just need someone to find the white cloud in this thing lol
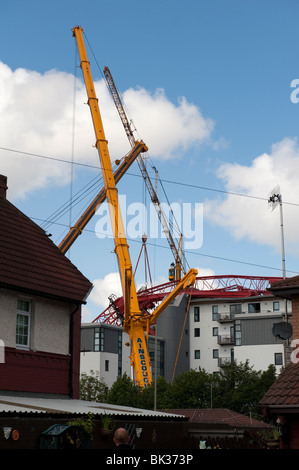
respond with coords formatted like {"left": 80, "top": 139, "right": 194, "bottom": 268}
{"left": 205, "top": 137, "right": 299, "bottom": 255}
{"left": 122, "top": 87, "right": 214, "bottom": 159}
{"left": 88, "top": 272, "right": 122, "bottom": 310}
{"left": 0, "top": 62, "right": 214, "bottom": 200}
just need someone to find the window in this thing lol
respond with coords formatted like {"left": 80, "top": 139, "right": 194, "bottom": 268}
{"left": 275, "top": 353, "right": 283, "bottom": 366}
{"left": 16, "top": 299, "right": 31, "bottom": 349}
{"left": 194, "top": 306, "right": 200, "bottom": 322}
{"left": 194, "top": 350, "right": 200, "bottom": 359}
{"left": 248, "top": 303, "right": 260, "bottom": 313}
{"left": 212, "top": 305, "right": 218, "bottom": 321}
{"left": 94, "top": 327, "right": 100, "bottom": 351}
{"left": 273, "top": 301, "right": 280, "bottom": 311}
{"left": 194, "top": 328, "right": 200, "bottom": 337}
{"left": 235, "top": 320, "right": 241, "bottom": 346}
{"left": 105, "top": 360, "right": 109, "bottom": 371}
{"left": 230, "top": 304, "right": 242, "bottom": 315}
{"left": 212, "top": 327, "right": 218, "bottom": 336}
{"left": 213, "top": 349, "right": 219, "bottom": 359}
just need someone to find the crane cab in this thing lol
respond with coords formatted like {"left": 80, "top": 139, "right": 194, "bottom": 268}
{"left": 168, "top": 263, "right": 175, "bottom": 281}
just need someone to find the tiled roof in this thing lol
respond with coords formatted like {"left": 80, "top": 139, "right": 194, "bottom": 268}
{"left": 165, "top": 408, "right": 268, "bottom": 428}
{"left": 269, "top": 276, "right": 299, "bottom": 298}
{"left": 259, "top": 363, "right": 299, "bottom": 408}
{"left": 0, "top": 187, "right": 92, "bottom": 303}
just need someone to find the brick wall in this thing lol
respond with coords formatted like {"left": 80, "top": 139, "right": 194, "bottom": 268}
{"left": 291, "top": 297, "right": 299, "bottom": 340}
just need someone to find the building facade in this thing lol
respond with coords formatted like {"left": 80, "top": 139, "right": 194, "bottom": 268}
{"left": 80, "top": 323, "right": 164, "bottom": 388}
{"left": 81, "top": 290, "right": 291, "bottom": 386}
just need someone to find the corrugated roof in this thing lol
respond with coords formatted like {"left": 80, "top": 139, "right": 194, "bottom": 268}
{"left": 0, "top": 395, "right": 185, "bottom": 419}
{"left": 0, "top": 181, "right": 92, "bottom": 303}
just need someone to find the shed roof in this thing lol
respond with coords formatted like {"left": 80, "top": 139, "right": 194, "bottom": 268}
{"left": 0, "top": 175, "right": 92, "bottom": 303}
{"left": 0, "top": 395, "right": 185, "bottom": 420}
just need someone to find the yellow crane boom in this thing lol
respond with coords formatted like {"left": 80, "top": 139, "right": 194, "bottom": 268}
{"left": 59, "top": 140, "right": 147, "bottom": 254}
{"left": 73, "top": 26, "right": 197, "bottom": 386}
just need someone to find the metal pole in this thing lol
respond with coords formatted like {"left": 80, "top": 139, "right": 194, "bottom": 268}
{"left": 279, "top": 194, "right": 286, "bottom": 279}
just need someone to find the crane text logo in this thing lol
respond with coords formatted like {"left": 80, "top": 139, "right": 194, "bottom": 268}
{"left": 95, "top": 195, "right": 203, "bottom": 250}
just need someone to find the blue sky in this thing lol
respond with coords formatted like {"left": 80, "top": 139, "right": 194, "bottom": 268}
{"left": 1, "top": 0, "right": 299, "bottom": 321}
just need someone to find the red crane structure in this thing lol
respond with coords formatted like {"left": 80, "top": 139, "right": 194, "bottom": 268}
{"left": 92, "top": 274, "right": 283, "bottom": 327}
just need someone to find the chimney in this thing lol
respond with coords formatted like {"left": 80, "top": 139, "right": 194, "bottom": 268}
{"left": 0, "top": 175, "right": 8, "bottom": 199}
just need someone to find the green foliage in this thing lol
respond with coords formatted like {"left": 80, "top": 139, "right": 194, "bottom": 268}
{"left": 67, "top": 412, "right": 95, "bottom": 438}
{"left": 80, "top": 370, "right": 108, "bottom": 402}
{"left": 106, "top": 373, "right": 142, "bottom": 407}
{"left": 79, "top": 361, "right": 277, "bottom": 417}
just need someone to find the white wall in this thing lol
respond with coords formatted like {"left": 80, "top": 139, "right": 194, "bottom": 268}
{"left": 0, "top": 288, "right": 70, "bottom": 354}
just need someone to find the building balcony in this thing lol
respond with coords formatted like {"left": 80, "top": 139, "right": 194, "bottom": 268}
{"left": 218, "top": 357, "right": 232, "bottom": 367}
{"left": 217, "top": 313, "right": 232, "bottom": 322}
{"left": 218, "top": 334, "right": 234, "bottom": 345}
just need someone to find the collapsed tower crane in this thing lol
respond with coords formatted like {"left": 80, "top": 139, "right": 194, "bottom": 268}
{"left": 72, "top": 26, "right": 197, "bottom": 387}
{"left": 103, "top": 66, "right": 185, "bottom": 281}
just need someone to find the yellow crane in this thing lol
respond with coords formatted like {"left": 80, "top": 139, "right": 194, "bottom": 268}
{"left": 104, "top": 66, "right": 185, "bottom": 281}
{"left": 72, "top": 26, "right": 197, "bottom": 387}
{"left": 58, "top": 140, "right": 147, "bottom": 254}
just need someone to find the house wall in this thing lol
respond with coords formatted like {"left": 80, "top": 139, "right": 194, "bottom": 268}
{"left": 0, "top": 288, "right": 81, "bottom": 398}
{"left": 0, "top": 288, "right": 70, "bottom": 354}
{"left": 291, "top": 297, "right": 299, "bottom": 340}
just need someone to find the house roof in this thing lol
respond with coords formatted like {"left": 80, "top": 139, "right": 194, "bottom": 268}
{"left": 0, "top": 176, "right": 92, "bottom": 303}
{"left": 259, "top": 363, "right": 299, "bottom": 409}
{"left": 164, "top": 408, "right": 269, "bottom": 428}
{"left": 268, "top": 275, "right": 299, "bottom": 299}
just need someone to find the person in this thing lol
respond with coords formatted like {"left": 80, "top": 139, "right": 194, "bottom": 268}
{"left": 113, "top": 427, "right": 131, "bottom": 448}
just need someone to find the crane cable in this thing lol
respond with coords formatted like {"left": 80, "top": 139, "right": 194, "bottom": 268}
{"left": 171, "top": 287, "right": 194, "bottom": 384}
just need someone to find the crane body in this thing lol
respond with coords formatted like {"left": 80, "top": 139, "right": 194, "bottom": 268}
{"left": 59, "top": 140, "right": 147, "bottom": 254}
{"left": 73, "top": 26, "right": 197, "bottom": 386}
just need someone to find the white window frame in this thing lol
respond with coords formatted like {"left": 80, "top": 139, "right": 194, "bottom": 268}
{"left": 16, "top": 299, "right": 31, "bottom": 349}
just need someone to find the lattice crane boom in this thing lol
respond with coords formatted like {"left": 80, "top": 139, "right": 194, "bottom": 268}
{"left": 103, "top": 66, "right": 185, "bottom": 281}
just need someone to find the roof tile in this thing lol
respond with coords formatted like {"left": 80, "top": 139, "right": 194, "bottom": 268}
{"left": 0, "top": 191, "right": 92, "bottom": 303}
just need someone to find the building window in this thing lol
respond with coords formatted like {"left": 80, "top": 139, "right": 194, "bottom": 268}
{"left": 275, "top": 353, "right": 283, "bottom": 366}
{"left": 230, "top": 304, "right": 242, "bottom": 315}
{"left": 213, "top": 327, "right": 218, "bottom": 336}
{"left": 194, "top": 328, "right": 200, "bottom": 337}
{"left": 213, "top": 349, "right": 219, "bottom": 359}
{"left": 273, "top": 301, "right": 280, "bottom": 311}
{"left": 212, "top": 305, "right": 218, "bottom": 321}
{"left": 194, "top": 306, "right": 200, "bottom": 322}
{"left": 248, "top": 303, "right": 260, "bottom": 313}
{"left": 194, "top": 350, "right": 200, "bottom": 359}
{"left": 16, "top": 299, "right": 31, "bottom": 349}
{"left": 94, "top": 328, "right": 100, "bottom": 351}
{"left": 105, "top": 360, "right": 109, "bottom": 371}
{"left": 235, "top": 320, "right": 241, "bottom": 345}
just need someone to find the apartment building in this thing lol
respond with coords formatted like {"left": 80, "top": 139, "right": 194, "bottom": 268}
{"left": 80, "top": 322, "right": 164, "bottom": 388}
{"left": 80, "top": 291, "right": 291, "bottom": 386}
{"left": 188, "top": 295, "right": 291, "bottom": 376}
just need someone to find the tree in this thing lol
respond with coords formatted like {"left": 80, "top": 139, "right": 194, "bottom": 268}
{"left": 107, "top": 373, "right": 142, "bottom": 407}
{"left": 80, "top": 370, "right": 108, "bottom": 402}
{"left": 212, "top": 361, "right": 277, "bottom": 416}
{"left": 163, "top": 369, "right": 212, "bottom": 409}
